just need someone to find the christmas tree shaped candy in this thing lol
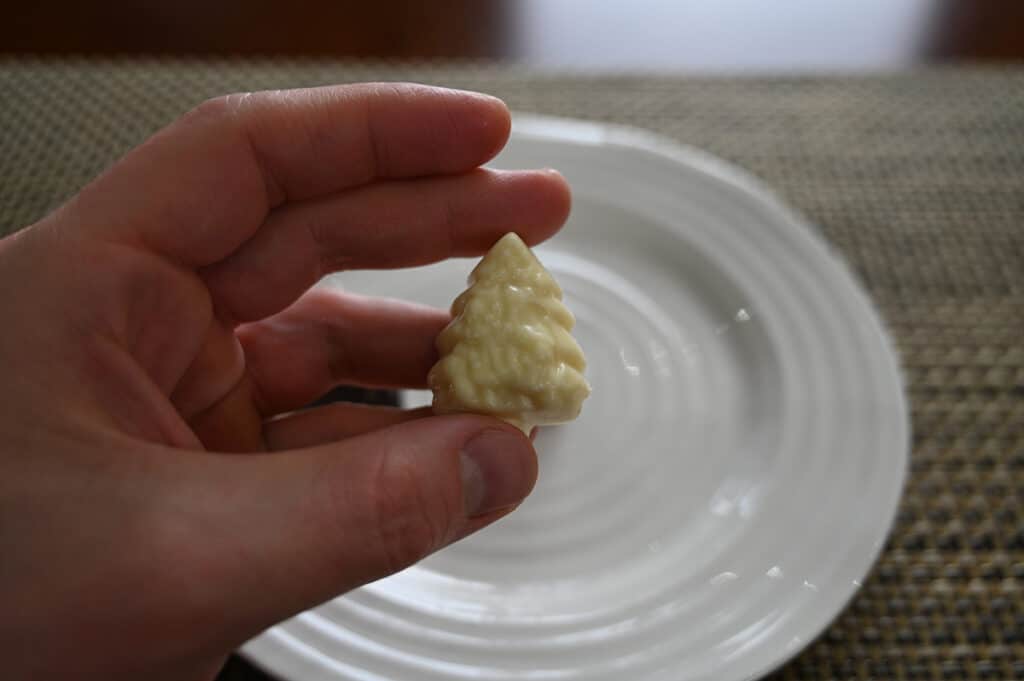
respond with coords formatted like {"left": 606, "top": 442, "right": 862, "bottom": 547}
{"left": 428, "top": 232, "right": 590, "bottom": 434}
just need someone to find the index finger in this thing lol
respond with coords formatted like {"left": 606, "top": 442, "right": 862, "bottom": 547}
{"left": 64, "top": 83, "right": 511, "bottom": 267}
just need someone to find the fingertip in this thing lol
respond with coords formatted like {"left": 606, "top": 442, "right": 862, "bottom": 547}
{"left": 459, "top": 421, "right": 538, "bottom": 517}
{"left": 505, "top": 168, "right": 572, "bottom": 247}
{"left": 539, "top": 168, "right": 573, "bottom": 233}
{"left": 431, "top": 86, "right": 511, "bottom": 166}
{"left": 470, "top": 91, "right": 511, "bottom": 130}
{"left": 349, "top": 82, "right": 514, "bottom": 179}
{"left": 356, "top": 412, "right": 538, "bottom": 523}
{"left": 469, "top": 92, "right": 513, "bottom": 163}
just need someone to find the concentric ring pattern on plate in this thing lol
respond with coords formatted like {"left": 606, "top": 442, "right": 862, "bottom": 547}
{"left": 243, "top": 115, "right": 909, "bottom": 681}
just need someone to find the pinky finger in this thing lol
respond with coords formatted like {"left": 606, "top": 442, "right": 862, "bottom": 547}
{"left": 264, "top": 403, "right": 433, "bottom": 450}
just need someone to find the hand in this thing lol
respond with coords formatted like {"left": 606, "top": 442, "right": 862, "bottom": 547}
{"left": 0, "top": 83, "right": 570, "bottom": 680}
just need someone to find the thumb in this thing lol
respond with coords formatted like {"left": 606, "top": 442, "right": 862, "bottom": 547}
{"left": 171, "top": 414, "right": 536, "bottom": 641}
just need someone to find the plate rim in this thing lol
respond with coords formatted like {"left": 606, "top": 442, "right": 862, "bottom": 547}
{"left": 241, "top": 113, "right": 911, "bottom": 681}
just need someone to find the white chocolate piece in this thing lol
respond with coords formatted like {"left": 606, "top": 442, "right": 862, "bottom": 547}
{"left": 428, "top": 232, "right": 590, "bottom": 433}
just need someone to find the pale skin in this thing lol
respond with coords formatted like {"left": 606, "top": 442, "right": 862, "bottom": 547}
{"left": 0, "top": 84, "right": 571, "bottom": 680}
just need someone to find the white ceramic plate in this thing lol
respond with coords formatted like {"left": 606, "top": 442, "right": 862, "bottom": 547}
{"left": 242, "top": 115, "right": 909, "bottom": 681}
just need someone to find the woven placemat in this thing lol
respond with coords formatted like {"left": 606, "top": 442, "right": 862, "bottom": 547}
{"left": 1, "top": 59, "right": 1022, "bottom": 680}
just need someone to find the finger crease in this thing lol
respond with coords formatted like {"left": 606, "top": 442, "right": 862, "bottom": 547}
{"left": 325, "top": 320, "right": 355, "bottom": 384}
{"left": 306, "top": 212, "right": 352, "bottom": 277}
{"left": 241, "top": 124, "right": 288, "bottom": 209}
{"left": 246, "top": 366, "right": 275, "bottom": 418}
{"left": 439, "top": 194, "right": 460, "bottom": 257}
{"left": 364, "top": 99, "right": 391, "bottom": 180}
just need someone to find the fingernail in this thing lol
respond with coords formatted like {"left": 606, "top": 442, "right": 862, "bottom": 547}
{"left": 460, "top": 429, "right": 537, "bottom": 517}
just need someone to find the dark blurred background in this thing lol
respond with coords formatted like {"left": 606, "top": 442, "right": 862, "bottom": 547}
{"left": 5, "top": 0, "right": 1024, "bottom": 70}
